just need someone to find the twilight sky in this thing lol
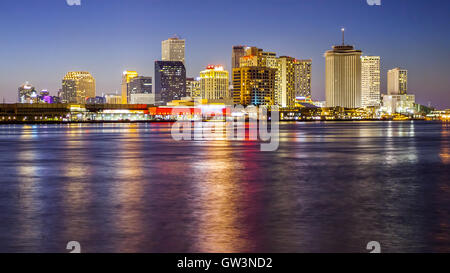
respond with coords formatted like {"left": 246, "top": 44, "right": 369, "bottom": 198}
{"left": 0, "top": 0, "right": 449, "bottom": 108}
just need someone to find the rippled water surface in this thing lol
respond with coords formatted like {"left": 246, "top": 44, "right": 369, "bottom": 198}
{"left": 0, "top": 121, "right": 449, "bottom": 253}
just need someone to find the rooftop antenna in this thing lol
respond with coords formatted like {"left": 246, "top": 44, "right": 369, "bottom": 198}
{"left": 341, "top": 27, "right": 345, "bottom": 45}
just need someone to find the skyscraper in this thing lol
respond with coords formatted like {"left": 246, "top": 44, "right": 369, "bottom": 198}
{"left": 199, "top": 65, "right": 229, "bottom": 100}
{"left": 387, "top": 67, "right": 408, "bottom": 95}
{"left": 278, "top": 56, "right": 297, "bottom": 107}
{"left": 232, "top": 46, "right": 246, "bottom": 70}
{"left": 232, "top": 47, "right": 277, "bottom": 106}
{"left": 233, "top": 50, "right": 276, "bottom": 107}
{"left": 162, "top": 37, "right": 185, "bottom": 64}
{"left": 294, "top": 59, "right": 312, "bottom": 98}
{"left": 232, "top": 67, "right": 276, "bottom": 106}
{"left": 18, "top": 82, "right": 37, "bottom": 103}
{"left": 361, "top": 56, "right": 381, "bottom": 107}
{"left": 154, "top": 61, "right": 186, "bottom": 104}
{"left": 127, "top": 76, "right": 154, "bottom": 104}
{"left": 325, "top": 29, "right": 362, "bottom": 108}
{"left": 62, "top": 72, "right": 96, "bottom": 104}
{"left": 121, "top": 71, "right": 138, "bottom": 104}
{"left": 128, "top": 76, "right": 152, "bottom": 95}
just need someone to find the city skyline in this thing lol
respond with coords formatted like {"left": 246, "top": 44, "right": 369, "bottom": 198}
{"left": 0, "top": 0, "right": 449, "bottom": 108}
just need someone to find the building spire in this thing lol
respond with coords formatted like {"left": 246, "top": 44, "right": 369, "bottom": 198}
{"left": 341, "top": 27, "right": 345, "bottom": 45}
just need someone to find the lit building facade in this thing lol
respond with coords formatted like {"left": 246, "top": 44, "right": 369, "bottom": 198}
{"left": 382, "top": 94, "right": 416, "bottom": 115}
{"left": 232, "top": 47, "right": 277, "bottom": 106}
{"left": 361, "top": 56, "right": 381, "bottom": 107}
{"left": 129, "top": 76, "right": 152, "bottom": 96}
{"left": 162, "top": 37, "right": 185, "bottom": 64}
{"left": 232, "top": 66, "right": 276, "bottom": 106}
{"left": 199, "top": 65, "right": 229, "bottom": 100}
{"left": 387, "top": 67, "right": 408, "bottom": 95}
{"left": 325, "top": 45, "right": 362, "bottom": 108}
{"left": 62, "top": 72, "right": 96, "bottom": 104}
{"left": 186, "top": 77, "right": 201, "bottom": 99}
{"left": 232, "top": 45, "right": 246, "bottom": 70}
{"left": 294, "top": 59, "right": 312, "bottom": 98}
{"left": 128, "top": 76, "right": 154, "bottom": 104}
{"left": 18, "top": 82, "right": 38, "bottom": 103}
{"left": 130, "top": 93, "right": 155, "bottom": 105}
{"left": 105, "top": 94, "right": 122, "bottom": 104}
{"left": 278, "top": 56, "right": 297, "bottom": 107}
{"left": 154, "top": 61, "right": 186, "bottom": 105}
{"left": 121, "top": 71, "right": 138, "bottom": 104}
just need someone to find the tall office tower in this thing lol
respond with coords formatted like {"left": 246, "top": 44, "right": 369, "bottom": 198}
{"left": 325, "top": 29, "right": 362, "bottom": 108}
{"left": 18, "top": 82, "right": 37, "bottom": 103}
{"left": 232, "top": 46, "right": 246, "bottom": 70}
{"left": 199, "top": 65, "right": 229, "bottom": 100}
{"left": 121, "top": 71, "right": 138, "bottom": 104}
{"left": 186, "top": 77, "right": 201, "bottom": 99}
{"left": 259, "top": 51, "right": 281, "bottom": 105}
{"left": 232, "top": 67, "right": 276, "bottom": 106}
{"left": 128, "top": 76, "right": 152, "bottom": 96}
{"left": 278, "top": 56, "right": 297, "bottom": 107}
{"left": 294, "top": 59, "right": 312, "bottom": 98}
{"left": 154, "top": 61, "right": 186, "bottom": 104}
{"left": 361, "top": 56, "right": 381, "bottom": 107}
{"left": 387, "top": 67, "right": 408, "bottom": 95}
{"left": 62, "top": 72, "right": 96, "bottom": 104}
{"left": 128, "top": 76, "right": 154, "bottom": 104}
{"left": 233, "top": 46, "right": 277, "bottom": 106}
{"left": 162, "top": 37, "right": 185, "bottom": 64}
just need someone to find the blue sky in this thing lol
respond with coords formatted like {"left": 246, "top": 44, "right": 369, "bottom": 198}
{"left": 0, "top": 0, "right": 449, "bottom": 108}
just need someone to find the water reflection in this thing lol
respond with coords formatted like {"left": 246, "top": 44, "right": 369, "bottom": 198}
{"left": 0, "top": 122, "right": 449, "bottom": 253}
{"left": 15, "top": 143, "right": 44, "bottom": 252}
{"left": 440, "top": 123, "right": 450, "bottom": 164}
{"left": 60, "top": 129, "right": 93, "bottom": 249}
{"left": 192, "top": 142, "right": 250, "bottom": 252}
{"left": 111, "top": 126, "right": 146, "bottom": 252}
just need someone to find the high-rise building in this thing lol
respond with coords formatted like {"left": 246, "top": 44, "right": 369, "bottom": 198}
{"left": 232, "top": 46, "right": 246, "bottom": 70}
{"left": 294, "top": 59, "right": 312, "bottom": 98}
{"left": 361, "top": 56, "right": 381, "bottom": 107}
{"left": 18, "top": 82, "right": 37, "bottom": 103}
{"left": 62, "top": 72, "right": 96, "bottom": 104}
{"left": 232, "top": 67, "right": 276, "bottom": 106}
{"left": 154, "top": 61, "right": 186, "bottom": 104}
{"left": 121, "top": 71, "right": 138, "bottom": 104}
{"left": 186, "top": 77, "right": 201, "bottom": 99}
{"left": 259, "top": 51, "right": 281, "bottom": 105}
{"left": 199, "top": 65, "right": 229, "bottom": 100}
{"left": 128, "top": 76, "right": 152, "bottom": 96}
{"left": 325, "top": 30, "right": 362, "bottom": 108}
{"left": 233, "top": 46, "right": 277, "bottom": 106}
{"left": 128, "top": 76, "right": 153, "bottom": 104}
{"left": 162, "top": 37, "right": 185, "bottom": 64}
{"left": 387, "top": 67, "right": 408, "bottom": 95}
{"left": 278, "top": 56, "right": 297, "bottom": 107}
